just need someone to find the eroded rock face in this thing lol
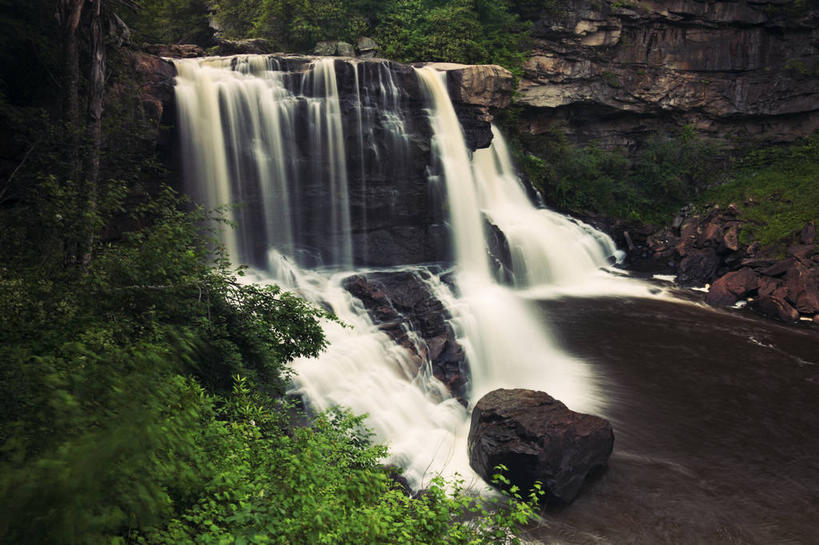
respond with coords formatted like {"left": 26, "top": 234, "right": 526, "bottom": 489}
{"left": 468, "top": 389, "right": 614, "bottom": 503}
{"left": 516, "top": 0, "right": 819, "bottom": 150}
{"left": 418, "top": 63, "right": 515, "bottom": 149}
{"left": 342, "top": 271, "right": 469, "bottom": 404}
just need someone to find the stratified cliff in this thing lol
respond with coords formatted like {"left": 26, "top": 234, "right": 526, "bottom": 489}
{"left": 516, "top": 0, "right": 819, "bottom": 150}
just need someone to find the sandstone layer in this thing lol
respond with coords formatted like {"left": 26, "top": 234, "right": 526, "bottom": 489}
{"left": 516, "top": 0, "right": 819, "bottom": 151}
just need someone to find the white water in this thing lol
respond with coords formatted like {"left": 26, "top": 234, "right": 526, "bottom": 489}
{"left": 174, "top": 56, "right": 650, "bottom": 489}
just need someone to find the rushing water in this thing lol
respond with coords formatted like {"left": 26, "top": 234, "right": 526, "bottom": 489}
{"left": 174, "top": 55, "right": 653, "bottom": 487}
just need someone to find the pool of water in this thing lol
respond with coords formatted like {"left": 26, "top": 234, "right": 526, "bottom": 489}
{"left": 527, "top": 297, "right": 819, "bottom": 545}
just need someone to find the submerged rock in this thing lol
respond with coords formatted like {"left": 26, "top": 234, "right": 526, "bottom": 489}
{"left": 468, "top": 389, "right": 613, "bottom": 503}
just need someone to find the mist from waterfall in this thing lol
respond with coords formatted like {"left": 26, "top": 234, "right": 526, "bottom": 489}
{"left": 173, "top": 56, "right": 637, "bottom": 488}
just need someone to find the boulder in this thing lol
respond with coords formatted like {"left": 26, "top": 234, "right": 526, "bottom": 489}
{"left": 468, "top": 389, "right": 614, "bottom": 503}
{"left": 211, "top": 38, "right": 274, "bottom": 55}
{"left": 143, "top": 43, "right": 204, "bottom": 58}
{"left": 784, "top": 261, "right": 819, "bottom": 314}
{"left": 313, "top": 40, "right": 355, "bottom": 57}
{"left": 357, "top": 36, "right": 379, "bottom": 58}
{"left": 678, "top": 247, "right": 719, "bottom": 285}
{"left": 706, "top": 267, "right": 758, "bottom": 307}
{"left": 751, "top": 292, "right": 800, "bottom": 323}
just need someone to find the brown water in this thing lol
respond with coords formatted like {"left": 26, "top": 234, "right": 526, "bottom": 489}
{"left": 528, "top": 297, "right": 819, "bottom": 545}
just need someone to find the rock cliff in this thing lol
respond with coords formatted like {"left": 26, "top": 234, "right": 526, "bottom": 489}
{"left": 515, "top": 0, "right": 819, "bottom": 150}
{"left": 133, "top": 51, "right": 514, "bottom": 267}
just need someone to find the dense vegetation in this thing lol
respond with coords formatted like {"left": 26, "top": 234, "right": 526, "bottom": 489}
{"left": 124, "top": 0, "right": 557, "bottom": 74}
{"left": 0, "top": 2, "right": 543, "bottom": 544}
{"left": 501, "top": 116, "right": 725, "bottom": 224}
{"left": 702, "top": 132, "right": 819, "bottom": 246}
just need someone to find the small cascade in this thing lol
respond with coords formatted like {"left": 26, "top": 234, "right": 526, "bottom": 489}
{"left": 473, "top": 126, "right": 623, "bottom": 287}
{"left": 174, "top": 56, "right": 637, "bottom": 489}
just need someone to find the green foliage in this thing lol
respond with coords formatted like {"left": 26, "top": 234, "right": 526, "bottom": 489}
{"left": 134, "top": 378, "right": 543, "bottom": 545}
{"left": 209, "top": 0, "right": 532, "bottom": 74}
{"left": 500, "top": 114, "right": 724, "bottom": 223}
{"left": 122, "top": 0, "right": 212, "bottom": 44}
{"left": 701, "top": 132, "right": 819, "bottom": 246}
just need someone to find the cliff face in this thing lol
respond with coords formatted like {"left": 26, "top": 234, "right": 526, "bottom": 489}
{"left": 516, "top": 0, "right": 819, "bottom": 150}
{"left": 136, "top": 52, "right": 514, "bottom": 267}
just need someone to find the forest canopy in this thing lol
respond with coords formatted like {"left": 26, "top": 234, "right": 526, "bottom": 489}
{"left": 122, "top": 0, "right": 550, "bottom": 72}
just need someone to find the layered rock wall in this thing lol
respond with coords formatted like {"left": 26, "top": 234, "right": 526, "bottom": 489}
{"left": 516, "top": 0, "right": 819, "bottom": 150}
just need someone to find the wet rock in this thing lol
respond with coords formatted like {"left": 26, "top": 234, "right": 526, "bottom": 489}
{"left": 418, "top": 63, "right": 515, "bottom": 150}
{"left": 484, "top": 217, "right": 514, "bottom": 284}
{"left": 752, "top": 293, "right": 800, "bottom": 323}
{"left": 784, "top": 262, "right": 819, "bottom": 314}
{"left": 342, "top": 271, "right": 469, "bottom": 404}
{"left": 468, "top": 389, "right": 613, "bottom": 504}
{"left": 706, "top": 267, "right": 758, "bottom": 307}
{"left": 678, "top": 247, "right": 719, "bottom": 286}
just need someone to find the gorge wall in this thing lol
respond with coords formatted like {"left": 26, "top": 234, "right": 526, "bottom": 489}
{"left": 516, "top": 0, "right": 819, "bottom": 151}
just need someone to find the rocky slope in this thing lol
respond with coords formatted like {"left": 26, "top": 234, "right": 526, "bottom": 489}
{"left": 515, "top": 0, "right": 819, "bottom": 151}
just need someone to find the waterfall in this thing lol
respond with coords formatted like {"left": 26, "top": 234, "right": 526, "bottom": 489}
{"left": 173, "top": 56, "right": 630, "bottom": 488}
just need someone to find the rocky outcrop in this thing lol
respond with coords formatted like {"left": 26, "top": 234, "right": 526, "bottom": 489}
{"left": 212, "top": 37, "right": 275, "bottom": 55}
{"left": 468, "top": 389, "right": 614, "bottom": 503}
{"left": 516, "top": 0, "right": 819, "bottom": 151}
{"left": 626, "top": 204, "right": 819, "bottom": 322}
{"left": 313, "top": 40, "right": 356, "bottom": 57}
{"left": 419, "top": 63, "right": 516, "bottom": 149}
{"left": 342, "top": 271, "right": 469, "bottom": 403}
{"left": 128, "top": 51, "right": 177, "bottom": 127}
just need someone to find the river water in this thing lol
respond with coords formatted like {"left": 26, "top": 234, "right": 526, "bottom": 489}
{"left": 528, "top": 296, "right": 819, "bottom": 545}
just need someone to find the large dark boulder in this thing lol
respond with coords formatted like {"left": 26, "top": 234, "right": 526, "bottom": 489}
{"left": 468, "top": 389, "right": 614, "bottom": 503}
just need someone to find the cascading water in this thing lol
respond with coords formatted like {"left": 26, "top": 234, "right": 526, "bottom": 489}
{"left": 173, "top": 55, "right": 635, "bottom": 488}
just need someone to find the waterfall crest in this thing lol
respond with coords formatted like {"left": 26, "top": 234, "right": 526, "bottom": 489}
{"left": 173, "top": 55, "right": 629, "bottom": 488}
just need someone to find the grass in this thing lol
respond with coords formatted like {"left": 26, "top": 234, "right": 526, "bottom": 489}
{"left": 701, "top": 132, "right": 819, "bottom": 247}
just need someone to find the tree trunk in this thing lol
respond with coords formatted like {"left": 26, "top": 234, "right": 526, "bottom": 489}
{"left": 83, "top": 0, "right": 105, "bottom": 264}
{"left": 57, "top": 0, "right": 85, "bottom": 175}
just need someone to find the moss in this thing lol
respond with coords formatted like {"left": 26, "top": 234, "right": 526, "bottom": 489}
{"left": 701, "top": 132, "right": 819, "bottom": 246}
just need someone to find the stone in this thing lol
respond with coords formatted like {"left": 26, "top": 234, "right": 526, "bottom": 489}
{"left": 760, "top": 259, "right": 793, "bottom": 277}
{"left": 752, "top": 293, "right": 800, "bottom": 323}
{"left": 784, "top": 262, "right": 819, "bottom": 314}
{"left": 313, "top": 40, "right": 356, "bottom": 57}
{"left": 342, "top": 271, "right": 469, "bottom": 404}
{"left": 336, "top": 41, "right": 356, "bottom": 57}
{"left": 143, "top": 43, "right": 204, "bottom": 58}
{"left": 515, "top": 0, "right": 819, "bottom": 154}
{"left": 212, "top": 38, "right": 274, "bottom": 55}
{"left": 706, "top": 267, "right": 758, "bottom": 307}
{"left": 357, "top": 36, "right": 379, "bottom": 58}
{"left": 313, "top": 41, "right": 337, "bottom": 56}
{"left": 722, "top": 224, "right": 740, "bottom": 252}
{"left": 678, "top": 247, "right": 719, "bottom": 285}
{"left": 468, "top": 389, "right": 614, "bottom": 504}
